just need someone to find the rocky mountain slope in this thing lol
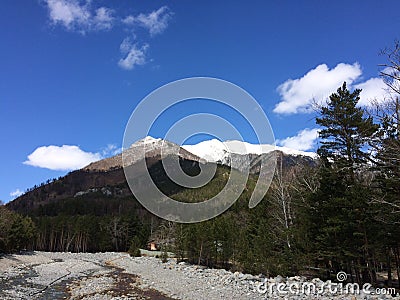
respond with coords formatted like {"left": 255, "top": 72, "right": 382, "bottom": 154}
{"left": 85, "top": 136, "right": 200, "bottom": 172}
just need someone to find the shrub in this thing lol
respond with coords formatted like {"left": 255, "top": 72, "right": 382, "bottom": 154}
{"left": 160, "top": 247, "right": 168, "bottom": 263}
{"left": 128, "top": 237, "right": 141, "bottom": 257}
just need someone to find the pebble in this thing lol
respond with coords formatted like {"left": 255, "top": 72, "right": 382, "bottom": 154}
{"left": 0, "top": 252, "right": 399, "bottom": 300}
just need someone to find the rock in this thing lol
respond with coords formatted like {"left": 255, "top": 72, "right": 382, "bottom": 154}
{"left": 289, "top": 275, "right": 302, "bottom": 281}
{"left": 311, "top": 277, "right": 323, "bottom": 284}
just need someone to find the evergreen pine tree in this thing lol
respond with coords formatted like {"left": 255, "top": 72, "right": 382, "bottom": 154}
{"left": 316, "top": 82, "right": 378, "bottom": 170}
{"left": 310, "top": 82, "right": 379, "bottom": 284}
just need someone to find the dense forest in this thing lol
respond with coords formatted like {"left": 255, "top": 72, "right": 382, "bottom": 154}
{"left": 1, "top": 42, "right": 399, "bottom": 289}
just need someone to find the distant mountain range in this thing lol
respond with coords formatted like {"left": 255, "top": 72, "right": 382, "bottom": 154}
{"left": 7, "top": 136, "right": 317, "bottom": 214}
{"left": 84, "top": 136, "right": 316, "bottom": 173}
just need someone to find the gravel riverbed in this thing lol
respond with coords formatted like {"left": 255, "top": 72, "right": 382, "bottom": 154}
{"left": 0, "top": 251, "right": 399, "bottom": 299}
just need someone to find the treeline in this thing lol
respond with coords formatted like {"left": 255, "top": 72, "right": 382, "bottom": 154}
{"left": 159, "top": 162, "right": 315, "bottom": 275}
{"left": 0, "top": 205, "right": 36, "bottom": 253}
{"left": 1, "top": 193, "right": 152, "bottom": 254}
{"left": 31, "top": 195, "right": 151, "bottom": 253}
{"left": 34, "top": 214, "right": 149, "bottom": 252}
{"left": 11, "top": 167, "right": 251, "bottom": 254}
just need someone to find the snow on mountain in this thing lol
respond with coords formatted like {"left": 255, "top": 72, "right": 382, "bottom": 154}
{"left": 130, "top": 136, "right": 164, "bottom": 152}
{"left": 182, "top": 139, "right": 317, "bottom": 162}
{"left": 84, "top": 136, "right": 316, "bottom": 172}
{"left": 182, "top": 139, "right": 227, "bottom": 162}
{"left": 84, "top": 136, "right": 199, "bottom": 171}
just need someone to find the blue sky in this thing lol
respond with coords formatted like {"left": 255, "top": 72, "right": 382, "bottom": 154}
{"left": 1, "top": 0, "right": 399, "bottom": 202}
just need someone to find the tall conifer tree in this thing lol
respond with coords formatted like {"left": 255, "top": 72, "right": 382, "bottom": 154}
{"left": 309, "top": 82, "right": 379, "bottom": 284}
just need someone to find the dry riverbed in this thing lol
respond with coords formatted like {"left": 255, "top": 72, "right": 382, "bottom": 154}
{"left": 0, "top": 251, "right": 399, "bottom": 299}
{"left": 0, "top": 251, "right": 173, "bottom": 299}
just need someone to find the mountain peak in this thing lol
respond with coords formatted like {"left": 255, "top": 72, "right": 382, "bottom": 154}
{"left": 84, "top": 137, "right": 200, "bottom": 172}
{"left": 136, "top": 136, "right": 162, "bottom": 145}
{"left": 129, "top": 136, "right": 163, "bottom": 151}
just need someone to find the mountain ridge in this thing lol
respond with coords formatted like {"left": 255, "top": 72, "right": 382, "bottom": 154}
{"left": 182, "top": 138, "right": 317, "bottom": 162}
{"left": 7, "top": 136, "right": 317, "bottom": 211}
{"left": 83, "top": 136, "right": 317, "bottom": 173}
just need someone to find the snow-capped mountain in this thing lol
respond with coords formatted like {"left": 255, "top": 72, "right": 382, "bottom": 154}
{"left": 9, "top": 136, "right": 317, "bottom": 212}
{"left": 84, "top": 136, "right": 316, "bottom": 172}
{"left": 182, "top": 139, "right": 317, "bottom": 163}
{"left": 84, "top": 136, "right": 199, "bottom": 171}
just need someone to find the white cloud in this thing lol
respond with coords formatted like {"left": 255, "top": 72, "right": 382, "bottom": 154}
{"left": 24, "top": 145, "right": 102, "bottom": 171}
{"left": 101, "top": 144, "right": 122, "bottom": 157}
{"left": 355, "top": 77, "right": 388, "bottom": 106}
{"left": 119, "top": 37, "right": 132, "bottom": 53}
{"left": 118, "top": 38, "right": 149, "bottom": 70}
{"left": 44, "top": 2, "right": 172, "bottom": 36}
{"left": 45, "top": 0, "right": 113, "bottom": 33}
{"left": 43, "top": 2, "right": 173, "bottom": 70}
{"left": 124, "top": 6, "right": 173, "bottom": 36}
{"left": 45, "top": 0, "right": 90, "bottom": 29}
{"left": 273, "top": 63, "right": 392, "bottom": 114}
{"left": 93, "top": 7, "right": 114, "bottom": 30}
{"left": 274, "top": 63, "right": 362, "bottom": 114}
{"left": 277, "top": 128, "right": 320, "bottom": 151}
{"left": 10, "top": 189, "right": 23, "bottom": 198}
{"left": 122, "top": 15, "right": 135, "bottom": 25}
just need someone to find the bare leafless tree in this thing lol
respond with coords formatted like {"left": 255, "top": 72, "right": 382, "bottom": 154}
{"left": 380, "top": 40, "right": 400, "bottom": 95}
{"left": 268, "top": 155, "right": 294, "bottom": 249}
{"left": 368, "top": 41, "right": 400, "bottom": 218}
